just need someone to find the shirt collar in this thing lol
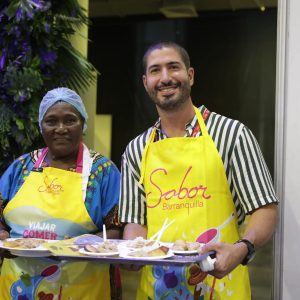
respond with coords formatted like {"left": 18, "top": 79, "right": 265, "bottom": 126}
{"left": 154, "top": 105, "right": 205, "bottom": 137}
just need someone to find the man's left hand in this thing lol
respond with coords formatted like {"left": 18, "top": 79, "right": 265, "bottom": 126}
{"left": 199, "top": 241, "right": 248, "bottom": 279}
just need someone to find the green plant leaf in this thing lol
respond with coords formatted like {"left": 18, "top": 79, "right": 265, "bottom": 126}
{"left": 15, "top": 119, "right": 24, "bottom": 130}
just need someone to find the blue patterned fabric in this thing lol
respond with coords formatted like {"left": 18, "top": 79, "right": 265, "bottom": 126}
{"left": 0, "top": 149, "right": 120, "bottom": 230}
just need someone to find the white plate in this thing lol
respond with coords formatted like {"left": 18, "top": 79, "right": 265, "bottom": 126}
{"left": 118, "top": 240, "right": 172, "bottom": 250}
{"left": 9, "top": 250, "right": 52, "bottom": 257}
{"left": 118, "top": 239, "right": 150, "bottom": 250}
{"left": 172, "top": 250, "right": 199, "bottom": 255}
{"left": 0, "top": 238, "right": 53, "bottom": 257}
{"left": 119, "top": 251, "right": 174, "bottom": 260}
{"left": 79, "top": 248, "right": 119, "bottom": 257}
{"left": 0, "top": 238, "right": 50, "bottom": 251}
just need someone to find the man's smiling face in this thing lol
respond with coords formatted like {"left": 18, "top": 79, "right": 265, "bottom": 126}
{"left": 143, "top": 47, "right": 194, "bottom": 111}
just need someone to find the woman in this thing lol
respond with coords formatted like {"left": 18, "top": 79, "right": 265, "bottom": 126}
{"left": 0, "top": 87, "right": 122, "bottom": 300}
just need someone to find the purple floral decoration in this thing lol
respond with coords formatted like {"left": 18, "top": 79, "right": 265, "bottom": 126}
{"left": 0, "top": 0, "right": 95, "bottom": 174}
{"left": 39, "top": 49, "right": 57, "bottom": 66}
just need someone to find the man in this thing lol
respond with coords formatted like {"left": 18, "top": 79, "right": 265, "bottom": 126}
{"left": 119, "top": 41, "right": 278, "bottom": 299}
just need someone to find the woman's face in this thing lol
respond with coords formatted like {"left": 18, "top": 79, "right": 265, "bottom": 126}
{"left": 41, "top": 101, "right": 84, "bottom": 159}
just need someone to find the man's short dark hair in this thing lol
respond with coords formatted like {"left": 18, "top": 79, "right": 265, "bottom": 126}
{"left": 142, "top": 41, "right": 191, "bottom": 73}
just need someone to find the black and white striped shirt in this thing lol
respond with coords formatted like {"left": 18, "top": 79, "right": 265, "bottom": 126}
{"left": 119, "top": 106, "right": 278, "bottom": 225}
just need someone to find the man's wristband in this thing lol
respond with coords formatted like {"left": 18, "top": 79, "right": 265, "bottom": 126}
{"left": 234, "top": 239, "right": 256, "bottom": 265}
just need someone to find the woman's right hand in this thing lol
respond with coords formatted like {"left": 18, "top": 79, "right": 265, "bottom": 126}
{"left": 0, "top": 249, "right": 16, "bottom": 259}
{"left": 0, "top": 230, "right": 16, "bottom": 259}
{"left": 0, "top": 229, "right": 9, "bottom": 240}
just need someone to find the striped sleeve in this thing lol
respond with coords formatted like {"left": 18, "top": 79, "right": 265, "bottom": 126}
{"left": 206, "top": 112, "right": 278, "bottom": 223}
{"left": 119, "top": 130, "right": 151, "bottom": 225}
{"left": 230, "top": 125, "right": 278, "bottom": 216}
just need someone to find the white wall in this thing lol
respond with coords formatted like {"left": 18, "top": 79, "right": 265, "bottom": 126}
{"left": 276, "top": 0, "right": 300, "bottom": 298}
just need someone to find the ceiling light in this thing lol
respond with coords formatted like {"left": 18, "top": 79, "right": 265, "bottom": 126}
{"left": 159, "top": 0, "right": 198, "bottom": 18}
{"left": 253, "top": 0, "right": 266, "bottom": 12}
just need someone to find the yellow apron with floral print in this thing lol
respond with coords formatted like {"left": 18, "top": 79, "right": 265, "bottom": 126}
{"left": 138, "top": 107, "right": 251, "bottom": 300}
{"left": 0, "top": 146, "right": 110, "bottom": 300}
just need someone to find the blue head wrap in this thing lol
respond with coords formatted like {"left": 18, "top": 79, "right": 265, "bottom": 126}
{"left": 39, "top": 87, "right": 88, "bottom": 132}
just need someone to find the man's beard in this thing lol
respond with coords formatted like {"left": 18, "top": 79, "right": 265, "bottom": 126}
{"left": 148, "top": 80, "right": 191, "bottom": 111}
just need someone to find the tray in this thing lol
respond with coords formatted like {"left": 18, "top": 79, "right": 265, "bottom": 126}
{"left": 52, "top": 251, "right": 214, "bottom": 266}
{"left": 1, "top": 236, "right": 214, "bottom": 266}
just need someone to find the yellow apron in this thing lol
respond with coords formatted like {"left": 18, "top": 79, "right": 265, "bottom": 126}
{"left": 138, "top": 107, "right": 251, "bottom": 300}
{"left": 1, "top": 145, "right": 110, "bottom": 300}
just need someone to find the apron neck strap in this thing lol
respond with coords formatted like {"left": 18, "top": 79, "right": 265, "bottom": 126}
{"left": 193, "top": 106, "right": 209, "bottom": 137}
{"left": 139, "top": 127, "right": 156, "bottom": 184}
{"left": 34, "top": 148, "right": 48, "bottom": 168}
{"left": 75, "top": 143, "right": 84, "bottom": 173}
{"left": 33, "top": 143, "right": 84, "bottom": 174}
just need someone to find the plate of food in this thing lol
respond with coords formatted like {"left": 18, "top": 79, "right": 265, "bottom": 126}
{"left": 119, "top": 244, "right": 174, "bottom": 260}
{"left": 118, "top": 236, "right": 172, "bottom": 250}
{"left": 79, "top": 240, "right": 119, "bottom": 257}
{"left": 171, "top": 240, "right": 204, "bottom": 255}
{"left": 118, "top": 237, "right": 156, "bottom": 250}
{"left": 0, "top": 238, "right": 52, "bottom": 257}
